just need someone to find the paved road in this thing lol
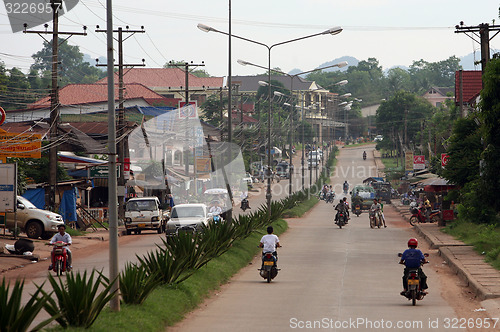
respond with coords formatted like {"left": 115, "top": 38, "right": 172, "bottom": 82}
{"left": 169, "top": 145, "right": 461, "bottom": 332}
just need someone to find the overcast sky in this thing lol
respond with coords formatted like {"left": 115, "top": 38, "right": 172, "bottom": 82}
{"left": 1, "top": 0, "right": 498, "bottom": 79}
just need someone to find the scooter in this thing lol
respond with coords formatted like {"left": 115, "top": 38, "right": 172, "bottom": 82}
{"left": 259, "top": 249, "right": 280, "bottom": 283}
{"left": 409, "top": 204, "right": 441, "bottom": 226}
{"left": 240, "top": 198, "right": 250, "bottom": 211}
{"left": 325, "top": 192, "right": 335, "bottom": 203}
{"left": 369, "top": 208, "right": 383, "bottom": 228}
{"left": 51, "top": 241, "right": 69, "bottom": 276}
{"left": 398, "top": 253, "right": 429, "bottom": 306}
{"left": 354, "top": 204, "right": 362, "bottom": 217}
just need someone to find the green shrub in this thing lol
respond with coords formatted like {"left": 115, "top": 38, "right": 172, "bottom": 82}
{"left": 118, "top": 263, "right": 162, "bottom": 305}
{"left": 38, "top": 270, "right": 117, "bottom": 328}
{"left": 0, "top": 278, "right": 54, "bottom": 332}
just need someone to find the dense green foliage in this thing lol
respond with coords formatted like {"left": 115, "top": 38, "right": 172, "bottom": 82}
{"left": 441, "top": 58, "right": 500, "bottom": 224}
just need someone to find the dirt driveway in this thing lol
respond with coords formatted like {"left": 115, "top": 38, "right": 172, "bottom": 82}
{"left": 0, "top": 228, "right": 113, "bottom": 282}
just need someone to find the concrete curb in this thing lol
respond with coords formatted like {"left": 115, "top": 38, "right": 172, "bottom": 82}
{"left": 391, "top": 200, "right": 500, "bottom": 304}
{"left": 438, "top": 246, "right": 499, "bottom": 300}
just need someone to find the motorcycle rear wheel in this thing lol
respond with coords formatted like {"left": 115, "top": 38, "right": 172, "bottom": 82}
{"left": 266, "top": 271, "right": 271, "bottom": 283}
{"left": 411, "top": 289, "right": 417, "bottom": 306}
{"left": 409, "top": 216, "right": 418, "bottom": 226}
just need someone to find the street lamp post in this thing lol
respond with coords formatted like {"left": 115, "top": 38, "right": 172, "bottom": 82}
{"left": 238, "top": 60, "right": 347, "bottom": 194}
{"left": 198, "top": 23, "right": 342, "bottom": 215}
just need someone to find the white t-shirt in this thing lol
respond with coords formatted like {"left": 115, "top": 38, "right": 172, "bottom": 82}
{"left": 260, "top": 234, "right": 279, "bottom": 253}
{"left": 50, "top": 232, "right": 72, "bottom": 248}
{"left": 210, "top": 206, "right": 222, "bottom": 215}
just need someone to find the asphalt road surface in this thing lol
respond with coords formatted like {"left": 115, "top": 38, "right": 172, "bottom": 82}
{"left": 169, "top": 145, "right": 462, "bottom": 332}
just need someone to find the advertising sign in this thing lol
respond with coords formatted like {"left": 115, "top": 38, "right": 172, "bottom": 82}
{"left": 0, "top": 132, "right": 42, "bottom": 158}
{"left": 413, "top": 155, "right": 426, "bottom": 170}
{"left": 196, "top": 157, "right": 211, "bottom": 173}
{"left": 405, "top": 151, "right": 414, "bottom": 171}
{"left": 441, "top": 153, "right": 449, "bottom": 168}
{"left": 0, "top": 163, "right": 16, "bottom": 212}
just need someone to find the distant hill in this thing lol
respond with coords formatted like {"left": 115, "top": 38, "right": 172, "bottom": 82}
{"left": 288, "top": 56, "right": 357, "bottom": 76}
{"left": 83, "top": 54, "right": 107, "bottom": 71}
{"left": 289, "top": 51, "right": 500, "bottom": 77}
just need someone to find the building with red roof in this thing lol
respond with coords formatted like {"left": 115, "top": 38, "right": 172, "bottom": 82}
{"left": 455, "top": 70, "right": 482, "bottom": 113}
{"left": 96, "top": 68, "right": 224, "bottom": 106}
{"left": 6, "top": 83, "right": 169, "bottom": 123}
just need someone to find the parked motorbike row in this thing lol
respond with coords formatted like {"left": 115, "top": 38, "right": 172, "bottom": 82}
{"left": 409, "top": 202, "right": 441, "bottom": 226}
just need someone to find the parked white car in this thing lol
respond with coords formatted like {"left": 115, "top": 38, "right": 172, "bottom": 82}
{"left": 4, "top": 196, "right": 64, "bottom": 239}
{"left": 374, "top": 135, "right": 384, "bottom": 142}
{"left": 308, "top": 151, "right": 322, "bottom": 162}
{"left": 166, "top": 203, "right": 212, "bottom": 235}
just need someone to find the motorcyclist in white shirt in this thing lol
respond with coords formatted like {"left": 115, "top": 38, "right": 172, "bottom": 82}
{"left": 49, "top": 224, "right": 72, "bottom": 271}
{"left": 259, "top": 226, "right": 281, "bottom": 265}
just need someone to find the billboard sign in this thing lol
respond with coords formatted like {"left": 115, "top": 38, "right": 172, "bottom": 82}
{"left": 0, "top": 132, "right": 42, "bottom": 158}
{"left": 413, "top": 155, "right": 426, "bottom": 170}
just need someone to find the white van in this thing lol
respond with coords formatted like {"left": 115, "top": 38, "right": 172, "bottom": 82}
{"left": 124, "top": 197, "right": 166, "bottom": 235}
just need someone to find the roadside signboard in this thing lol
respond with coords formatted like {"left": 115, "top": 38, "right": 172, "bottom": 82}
{"left": 89, "top": 165, "right": 120, "bottom": 178}
{"left": 405, "top": 151, "right": 413, "bottom": 171}
{"left": 0, "top": 132, "right": 42, "bottom": 158}
{"left": 413, "top": 155, "right": 426, "bottom": 170}
{"left": 196, "top": 157, "right": 211, "bottom": 173}
{"left": 441, "top": 153, "right": 449, "bottom": 168}
{"left": 0, "top": 163, "right": 16, "bottom": 212}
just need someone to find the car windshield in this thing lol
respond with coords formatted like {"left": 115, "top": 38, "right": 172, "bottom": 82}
{"left": 126, "top": 200, "right": 156, "bottom": 211}
{"left": 17, "top": 196, "right": 37, "bottom": 209}
{"left": 171, "top": 206, "right": 205, "bottom": 218}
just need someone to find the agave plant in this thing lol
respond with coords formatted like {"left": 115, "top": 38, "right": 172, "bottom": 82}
{"left": 117, "top": 262, "right": 161, "bottom": 305}
{"left": 38, "top": 270, "right": 117, "bottom": 328}
{"left": 0, "top": 278, "right": 54, "bottom": 332}
{"left": 137, "top": 244, "right": 190, "bottom": 285}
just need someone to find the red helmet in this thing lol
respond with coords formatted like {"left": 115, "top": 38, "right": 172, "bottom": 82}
{"left": 408, "top": 238, "right": 418, "bottom": 247}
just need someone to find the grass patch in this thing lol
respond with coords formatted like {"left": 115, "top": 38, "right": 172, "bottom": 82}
{"left": 283, "top": 196, "right": 319, "bottom": 218}
{"left": 49, "top": 220, "right": 288, "bottom": 331}
{"left": 65, "top": 227, "right": 86, "bottom": 237}
{"left": 443, "top": 219, "right": 500, "bottom": 270}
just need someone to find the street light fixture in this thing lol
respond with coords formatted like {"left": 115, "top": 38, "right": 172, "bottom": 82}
{"left": 199, "top": 23, "right": 343, "bottom": 215}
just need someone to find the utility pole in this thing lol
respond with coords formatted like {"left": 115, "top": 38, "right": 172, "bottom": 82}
{"left": 23, "top": 0, "right": 87, "bottom": 211}
{"left": 455, "top": 22, "right": 500, "bottom": 74}
{"left": 96, "top": 26, "right": 145, "bottom": 221}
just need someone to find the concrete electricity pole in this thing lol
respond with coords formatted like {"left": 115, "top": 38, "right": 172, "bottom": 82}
{"left": 96, "top": 26, "right": 145, "bottom": 220}
{"left": 455, "top": 22, "right": 500, "bottom": 74}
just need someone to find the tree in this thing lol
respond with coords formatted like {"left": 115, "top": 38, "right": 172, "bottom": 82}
{"left": 31, "top": 38, "right": 105, "bottom": 86}
{"left": 478, "top": 58, "right": 500, "bottom": 212}
{"left": 200, "top": 93, "right": 226, "bottom": 128}
{"left": 376, "top": 90, "right": 434, "bottom": 148}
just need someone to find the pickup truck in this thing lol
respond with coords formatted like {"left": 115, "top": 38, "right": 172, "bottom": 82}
{"left": 124, "top": 197, "right": 166, "bottom": 235}
{"left": 4, "top": 196, "right": 64, "bottom": 239}
{"left": 350, "top": 185, "right": 376, "bottom": 210}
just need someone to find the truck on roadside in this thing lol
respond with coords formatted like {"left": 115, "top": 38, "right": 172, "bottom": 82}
{"left": 124, "top": 197, "right": 166, "bottom": 235}
{"left": 4, "top": 196, "right": 64, "bottom": 239}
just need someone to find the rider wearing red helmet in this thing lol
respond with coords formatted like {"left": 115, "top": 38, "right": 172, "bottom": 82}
{"left": 400, "top": 238, "right": 428, "bottom": 296}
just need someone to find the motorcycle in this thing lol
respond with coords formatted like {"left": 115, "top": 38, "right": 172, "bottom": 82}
{"left": 363, "top": 152, "right": 367, "bottom": 160}
{"left": 318, "top": 191, "right": 326, "bottom": 201}
{"left": 398, "top": 253, "right": 429, "bottom": 306}
{"left": 325, "top": 192, "right": 335, "bottom": 203}
{"left": 409, "top": 204, "right": 441, "bottom": 226}
{"left": 369, "top": 208, "right": 383, "bottom": 228}
{"left": 354, "top": 204, "right": 362, "bottom": 217}
{"left": 259, "top": 249, "right": 280, "bottom": 283}
{"left": 51, "top": 241, "right": 69, "bottom": 276}
{"left": 240, "top": 198, "right": 250, "bottom": 211}
{"left": 337, "top": 212, "right": 347, "bottom": 229}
